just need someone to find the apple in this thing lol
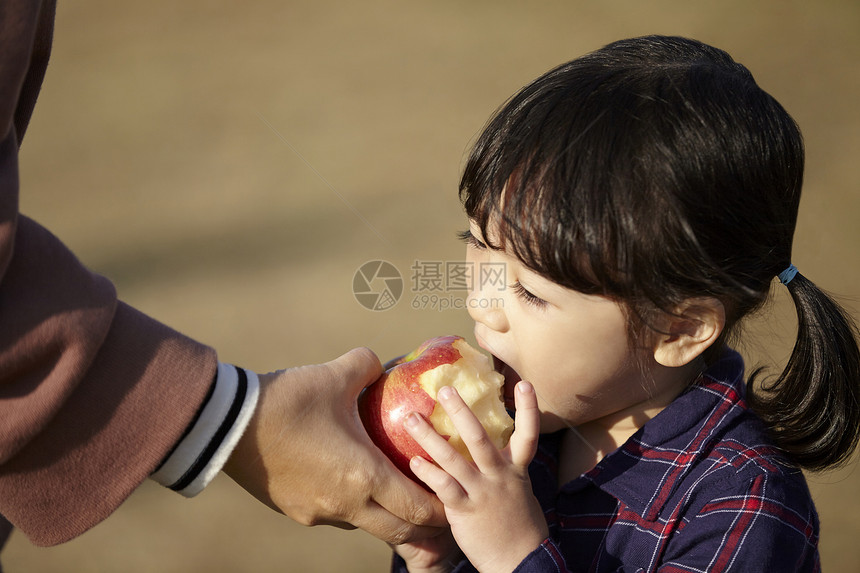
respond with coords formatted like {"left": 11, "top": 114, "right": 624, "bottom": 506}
{"left": 359, "top": 335, "right": 514, "bottom": 479}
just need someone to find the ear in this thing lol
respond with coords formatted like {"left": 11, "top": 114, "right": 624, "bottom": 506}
{"left": 651, "top": 298, "right": 725, "bottom": 368}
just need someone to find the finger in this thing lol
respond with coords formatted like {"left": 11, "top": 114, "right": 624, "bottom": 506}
{"left": 435, "top": 386, "right": 502, "bottom": 471}
{"left": 328, "top": 499, "right": 444, "bottom": 545}
{"left": 327, "top": 347, "right": 384, "bottom": 395}
{"left": 366, "top": 459, "right": 449, "bottom": 530}
{"left": 351, "top": 378, "right": 448, "bottom": 532}
{"left": 409, "top": 455, "right": 469, "bottom": 508}
{"left": 509, "top": 381, "right": 541, "bottom": 468}
{"left": 403, "top": 411, "right": 475, "bottom": 480}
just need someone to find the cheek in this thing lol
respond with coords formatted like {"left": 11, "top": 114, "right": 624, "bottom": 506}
{"left": 524, "top": 314, "right": 635, "bottom": 398}
{"left": 568, "top": 303, "right": 631, "bottom": 362}
{"left": 465, "top": 245, "right": 486, "bottom": 266}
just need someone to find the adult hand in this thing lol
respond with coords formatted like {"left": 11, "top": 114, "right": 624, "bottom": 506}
{"left": 223, "top": 347, "right": 447, "bottom": 544}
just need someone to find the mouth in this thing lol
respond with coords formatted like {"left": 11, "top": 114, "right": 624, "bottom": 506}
{"left": 492, "top": 355, "right": 523, "bottom": 410}
{"left": 472, "top": 329, "right": 523, "bottom": 409}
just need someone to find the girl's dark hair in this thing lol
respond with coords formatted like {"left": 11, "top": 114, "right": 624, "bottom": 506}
{"left": 460, "top": 35, "right": 860, "bottom": 471}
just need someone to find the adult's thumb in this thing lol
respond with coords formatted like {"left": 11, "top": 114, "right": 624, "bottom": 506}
{"left": 328, "top": 347, "right": 383, "bottom": 392}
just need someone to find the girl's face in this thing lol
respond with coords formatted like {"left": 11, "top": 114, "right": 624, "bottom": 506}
{"left": 464, "top": 220, "right": 686, "bottom": 435}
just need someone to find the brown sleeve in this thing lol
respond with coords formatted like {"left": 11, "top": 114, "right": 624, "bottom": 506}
{"left": 0, "top": 1, "right": 218, "bottom": 546}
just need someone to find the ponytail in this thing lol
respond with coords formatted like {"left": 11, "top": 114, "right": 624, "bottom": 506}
{"left": 749, "top": 273, "right": 860, "bottom": 471}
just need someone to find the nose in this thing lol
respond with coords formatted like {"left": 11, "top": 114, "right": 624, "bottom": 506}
{"left": 467, "top": 282, "right": 509, "bottom": 332}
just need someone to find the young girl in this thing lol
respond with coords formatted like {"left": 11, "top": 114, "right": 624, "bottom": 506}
{"left": 390, "top": 35, "right": 860, "bottom": 572}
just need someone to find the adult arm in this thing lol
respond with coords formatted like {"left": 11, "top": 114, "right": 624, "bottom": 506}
{"left": 0, "top": 0, "right": 217, "bottom": 546}
{"left": 0, "top": 0, "right": 444, "bottom": 546}
{"left": 0, "top": 215, "right": 218, "bottom": 545}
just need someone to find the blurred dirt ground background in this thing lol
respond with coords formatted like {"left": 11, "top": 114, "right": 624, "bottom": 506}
{"left": 5, "top": 0, "right": 860, "bottom": 571}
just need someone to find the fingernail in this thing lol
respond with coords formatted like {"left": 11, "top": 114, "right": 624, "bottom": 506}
{"left": 438, "top": 386, "right": 454, "bottom": 401}
{"left": 405, "top": 412, "right": 421, "bottom": 428}
{"left": 517, "top": 381, "right": 533, "bottom": 394}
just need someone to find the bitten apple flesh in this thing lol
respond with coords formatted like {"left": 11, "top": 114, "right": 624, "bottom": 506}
{"left": 359, "top": 335, "right": 514, "bottom": 479}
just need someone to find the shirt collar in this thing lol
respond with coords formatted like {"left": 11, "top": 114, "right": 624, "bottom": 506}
{"left": 578, "top": 348, "right": 749, "bottom": 520}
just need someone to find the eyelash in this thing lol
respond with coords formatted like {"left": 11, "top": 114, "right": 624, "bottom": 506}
{"left": 511, "top": 281, "right": 548, "bottom": 309}
{"left": 459, "top": 230, "right": 547, "bottom": 308}
{"left": 457, "top": 229, "right": 486, "bottom": 250}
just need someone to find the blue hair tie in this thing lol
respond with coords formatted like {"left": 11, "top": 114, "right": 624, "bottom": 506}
{"left": 778, "top": 264, "right": 798, "bottom": 285}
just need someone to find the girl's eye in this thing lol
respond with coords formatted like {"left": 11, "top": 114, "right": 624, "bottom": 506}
{"left": 511, "top": 281, "right": 548, "bottom": 309}
{"left": 457, "top": 229, "right": 487, "bottom": 250}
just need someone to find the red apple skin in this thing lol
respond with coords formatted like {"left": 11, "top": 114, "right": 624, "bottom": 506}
{"left": 359, "top": 336, "right": 463, "bottom": 479}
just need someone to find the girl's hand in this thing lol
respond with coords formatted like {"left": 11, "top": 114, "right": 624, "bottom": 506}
{"left": 404, "top": 381, "right": 548, "bottom": 573}
{"left": 392, "top": 529, "right": 461, "bottom": 573}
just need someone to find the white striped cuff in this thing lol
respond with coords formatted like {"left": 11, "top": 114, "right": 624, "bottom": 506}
{"left": 150, "top": 362, "right": 259, "bottom": 497}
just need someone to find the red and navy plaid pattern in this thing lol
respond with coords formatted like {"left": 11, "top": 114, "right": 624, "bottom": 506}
{"left": 392, "top": 349, "right": 821, "bottom": 572}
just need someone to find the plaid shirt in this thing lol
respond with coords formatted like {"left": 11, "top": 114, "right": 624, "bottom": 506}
{"left": 393, "top": 349, "right": 820, "bottom": 572}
